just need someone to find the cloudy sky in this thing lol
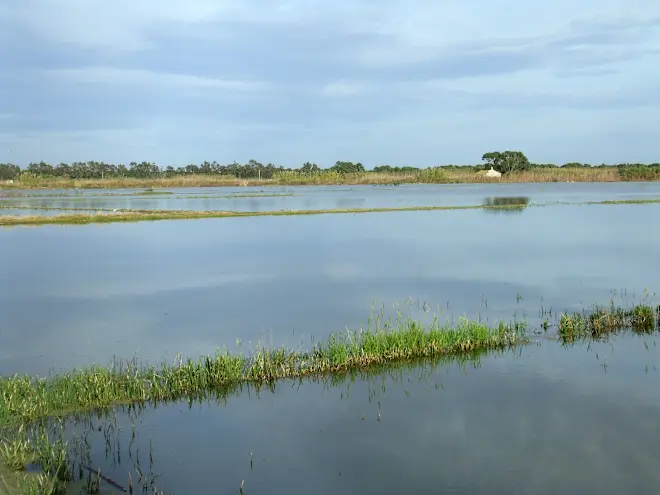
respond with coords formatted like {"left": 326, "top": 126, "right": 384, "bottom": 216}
{"left": 1, "top": 1, "right": 659, "bottom": 167}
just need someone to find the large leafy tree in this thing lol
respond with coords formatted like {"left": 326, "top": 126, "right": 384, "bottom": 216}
{"left": 329, "top": 161, "right": 365, "bottom": 174}
{"left": 0, "top": 163, "right": 20, "bottom": 180}
{"left": 482, "top": 151, "right": 530, "bottom": 174}
{"left": 300, "top": 161, "right": 321, "bottom": 174}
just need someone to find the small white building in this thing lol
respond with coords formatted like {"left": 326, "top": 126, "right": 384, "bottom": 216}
{"left": 485, "top": 167, "right": 502, "bottom": 178}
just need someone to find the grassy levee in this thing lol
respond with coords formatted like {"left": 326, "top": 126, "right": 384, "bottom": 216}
{"left": 2, "top": 197, "right": 660, "bottom": 227}
{"left": 0, "top": 204, "right": 490, "bottom": 227}
{"left": 0, "top": 316, "right": 526, "bottom": 426}
{"left": 2, "top": 166, "right": 652, "bottom": 190}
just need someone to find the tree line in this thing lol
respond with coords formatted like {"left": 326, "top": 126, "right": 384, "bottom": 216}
{"left": 1, "top": 151, "right": 658, "bottom": 180}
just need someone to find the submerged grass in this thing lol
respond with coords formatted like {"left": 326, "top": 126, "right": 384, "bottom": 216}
{"left": 0, "top": 315, "right": 526, "bottom": 425}
{"left": 1, "top": 197, "right": 660, "bottom": 227}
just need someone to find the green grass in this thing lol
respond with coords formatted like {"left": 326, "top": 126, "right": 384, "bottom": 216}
{"left": 0, "top": 467, "right": 60, "bottom": 495}
{"left": 2, "top": 197, "right": 660, "bottom": 227}
{"left": 558, "top": 303, "right": 659, "bottom": 343}
{"left": 0, "top": 315, "right": 526, "bottom": 425}
{"left": 0, "top": 424, "right": 71, "bottom": 495}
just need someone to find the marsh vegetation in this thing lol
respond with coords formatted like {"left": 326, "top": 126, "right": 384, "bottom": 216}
{"left": 2, "top": 154, "right": 660, "bottom": 190}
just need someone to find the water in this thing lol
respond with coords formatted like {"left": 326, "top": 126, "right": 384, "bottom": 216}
{"left": 1, "top": 181, "right": 660, "bottom": 212}
{"left": 1, "top": 184, "right": 659, "bottom": 376}
{"left": 1, "top": 182, "right": 660, "bottom": 494}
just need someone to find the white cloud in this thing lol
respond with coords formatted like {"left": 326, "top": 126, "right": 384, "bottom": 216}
{"left": 319, "top": 82, "right": 366, "bottom": 98}
{"left": 47, "top": 66, "right": 268, "bottom": 91}
{"left": 5, "top": 0, "right": 369, "bottom": 51}
{"left": 9, "top": 0, "right": 658, "bottom": 55}
{"left": 7, "top": 0, "right": 234, "bottom": 51}
{"left": 344, "top": 2, "right": 660, "bottom": 66}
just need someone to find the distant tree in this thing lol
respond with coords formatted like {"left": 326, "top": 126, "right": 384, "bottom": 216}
{"left": 129, "top": 161, "right": 160, "bottom": 178}
{"left": 0, "top": 163, "right": 20, "bottom": 180}
{"left": 481, "top": 151, "right": 530, "bottom": 174}
{"left": 373, "top": 165, "right": 420, "bottom": 173}
{"left": 300, "top": 162, "right": 321, "bottom": 174}
{"left": 330, "top": 161, "right": 365, "bottom": 174}
{"left": 27, "top": 161, "right": 54, "bottom": 176}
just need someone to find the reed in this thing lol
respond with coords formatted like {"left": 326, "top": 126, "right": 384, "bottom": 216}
{"left": 448, "top": 167, "right": 621, "bottom": 183}
{"left": 2, "top": 166, "right": 651, "bottom": 191}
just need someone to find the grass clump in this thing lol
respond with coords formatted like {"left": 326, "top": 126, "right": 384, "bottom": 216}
{"left": 0, "top": 315, "right": 526, "bottom": 425}
{"left": 0, "top": 469, "right": 60, "bottom": 495}
{"left": 0, "top": 424, "right": 68, "bottom": 494}
{"left": 558, "top": 303, "right": 658, "bottom": 343}
{"left": 0, "top": 427, "right": 34, "bottom": 470}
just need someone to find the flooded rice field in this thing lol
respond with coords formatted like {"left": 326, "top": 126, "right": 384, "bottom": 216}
{"left": 1, "top": 182, "right": 659, "bottom": 494}
{"left": 2, "top": 181, "right": 660, "bottom": 213}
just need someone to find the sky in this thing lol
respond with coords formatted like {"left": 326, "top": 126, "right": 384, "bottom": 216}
{"left": 1, "top": 0, "right": 659, "bottom": 168}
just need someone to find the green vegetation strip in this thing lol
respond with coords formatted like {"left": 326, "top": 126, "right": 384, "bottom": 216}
{"left": 0, "top": 205, "right": 502, "bottom": 225}
{"left": 0, "top": 317, "right": 525, "bottom": 425}
{"left": 1, "top": 197, "right": 659, "bottom": 227}
{"left": 558, "top": 303, "right": 660, "bottom": 343}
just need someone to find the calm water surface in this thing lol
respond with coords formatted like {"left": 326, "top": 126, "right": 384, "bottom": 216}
{"left": 0, "top": 185, "right": 658, "bottom": 375}
{"left": 62, "top": 337, "right": 660, "bottom": 495}
{"left": 1, "top": 182, "right": 660, "bottom": 212}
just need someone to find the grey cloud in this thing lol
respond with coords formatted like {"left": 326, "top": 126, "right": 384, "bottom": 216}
{"left": 141, "top": 14, "right": 660, "bottom": 86}
{"left": 2, "top": 2, "right": 660, "bottom": 164}
{"left": 4, "top": 8, "right": 659, "bottom": 86}
{"left": 554, "top": 67, "right": 620, "bottom": 78}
